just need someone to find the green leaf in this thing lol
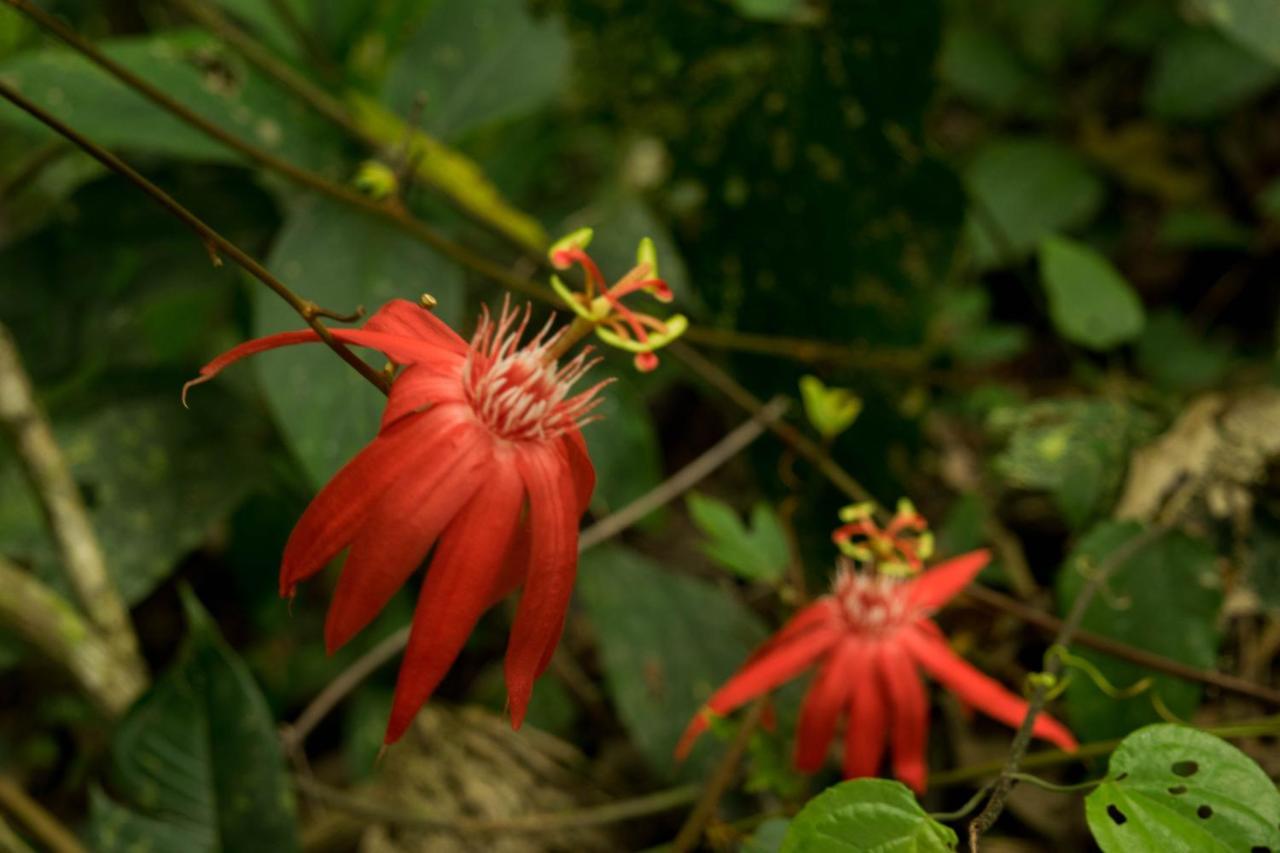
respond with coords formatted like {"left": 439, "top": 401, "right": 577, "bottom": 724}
{"left": 577, "top": 545, "right": 768, "bottom": 780}
{"left": 743, "top": 817, "right": 792, "bottom": 853}
{"left": 582, "top": 373, "right": 663, "bottom": 524}
{"left": 90, "top": 590, "right": 298, "bottom": 853}
{"left": 253, "top": 193, "right": 463, "bottom": 487}
{"left": 730, "top": 0, "right": 822, "bottom": 23}
{"left": 992, "top": 399, "right": 1156, "bottom": 527}
{"left": 799, "top": 376, "right": 863, "bottom": 440}
{"left": 1192, "top": 0, "right": 1280, "bottom": 68}
{"left": 932, "top": 285, "right": 1029, "bottom": 367}
{"left": 1136, "top": 311, "right": 1231, "bottom": 392}
{"left": 939, "top": 25, "right": 1043, "bottom": 112}
{"left": 0, "top": 392, "right": 269, "bottom": 604}
{"left": 0, "top": 31, "right": 340, "bottom": 169}
{"left": 1038, "top": 236, "right": 1146, "bottom": 351}
{"left": 1157, "top": 208, "right": 1254, "bottom": 250}
{"left": 964, "top": 139, "right": 1104, "bottom": 268}
{"left": 686, "top": 492, "right": 790, "bottom": 583}
{"left": 781, "top": 779, "right": 957, "bottom": 852}
{"left": 1146, "top": 29, "right": 1279, "bottom": 121}
{"left": 1085, "top": 724, "right": 1280, "bottom": 852}
{"left": 383, "top": 0, "right": 570, "bottom": 141}
{"left": 1058, "top": 523, "right": 1223, "bottom": 741}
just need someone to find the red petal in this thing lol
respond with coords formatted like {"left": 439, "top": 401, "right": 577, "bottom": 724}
{"left": 794, "top": 638, "right": 860, "bottom": 773}
{"left": 560, "top": 429, "right": 595, "bottom": 515}
{"left": 674, "top": 625, "right": 842, "bottom": 760}
{"left": 843, "top": 643, "right": 888, "bottom": 779}
{"left": 323, "top": 424, "right": 489, "bottom": 652}
{"left": 879, "top": 643, "right": 930, "bottom": 793}
{"left": 380, "top": 364, "right": 466, "bottom": 430}
{"left": 382, "top": 456, "right": 525, "bottom": 743}
{"left": 183, "top": 330, "right": 319, "bottom": 404}
{"left": 364, "top": 299, "right": 468, "bottom": 356}
{"left": 903, "top": 549, "right": 991, "bottom": 613}
{"left": 904, "top": 624, "right": 1078, "bottom": 751}
{"left": 503, "top": 443, "right": 580, "bottom": 729}
{"left": 744, "top": 598, "right": 841, "bottom": 666}
{"left": 278, "top": 404, "right": 468, "bottom": 596}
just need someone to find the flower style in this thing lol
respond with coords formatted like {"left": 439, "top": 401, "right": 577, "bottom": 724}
{"left": 184, "top": 297, "right": 603, "bottom": 743}
{"left": 676, "top": 548, "right": 1078, "bottom": 792}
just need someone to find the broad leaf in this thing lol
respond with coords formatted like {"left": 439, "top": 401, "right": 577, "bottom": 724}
{"left": 1136, "top": 311, "right": 1232, "bottom": 392}
{"left": 1058, "top": 523, "right": 1223, "bottom": 741}
{"left": 0, "top": 392, "right": 269, "bottom": 604}
{"left": 781, "top": 779, "right": 957, "bottom": 852}
{"left": 964, "top": 139, "right": 1104, "bottom": 268}
{"left": 577, "top": 545, "right": 768, "bottom": 779}
{"left": 254, "top": 193, "right": 463, "bottom": 488}
{"left": 939, "top": 25, "right": 1044, "bottom": 113}
{"left": 582, "top": 374, "right": 663, "bottom": 525}
{"left": 1192, "top": 0, "right": 1280, "bottom": 67}
{"left": 687, "top": 492, "right": 790, "bottom": 583}
{"left": 1039, "top": 236, "right": 1146, "bottom": 351}
{"left": 1085, "top": 724, "right": 1280, "bottom": 852}
{"left": 90, "top": 590, "right": 298, "bottom": 852}
{"left": 1145, "top": 29, "right": 1278, "bottom": 121}
{"left": 383, "top": 0, "right": 570, "bottom": 141}
{"left": 0, "top": 31, "right": 340, "bottom": 169}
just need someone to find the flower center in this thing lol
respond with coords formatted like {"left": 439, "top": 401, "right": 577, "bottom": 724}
{"left": 832, "top": 566, "right": 910, "bottom": 636}
{"left": 462, "top": 300, "right": 606, "bottom": 442}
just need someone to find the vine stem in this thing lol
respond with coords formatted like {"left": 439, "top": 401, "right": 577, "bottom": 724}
{"left": 670, "top": 699, "right": 766, "bottom": 852}
{"left": 965, "top": 521, "right": 1171, "bottom": 848}
{"left": 0, "top": 79, "right": 390, "bottom": 395}
{"left": 282, "top": 396, "right": 790, "bottom": 751}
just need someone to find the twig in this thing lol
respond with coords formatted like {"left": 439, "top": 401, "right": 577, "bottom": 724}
{"left": 284, "top": 398, "right": 789, "bottom": 748}
{"left": 670, "top": 698, "right": 765, "bottom": 852}
{"left": 0, "top": 323, "right": 147, "bottom": 703}
{"left": 966, "top": 522, "right": 1170, "bottom": 848}
{"left": 0, "top": 80, "right": 390, "bottom": 395}
{"left": 0, "top": 778, "right": 86, "bottom": 853}
{"left": 0, "top": 555, "right": 138, "bottom": 717}
{"left": 0, "top": 812, "right": 37, "bottom": 853}
{"left": 294, "top": 775, "right": 698, "bottom": 833}
{"left": 964, "top": 585, "right": 1280, "bottom": 707}
{"left": 578, "top": 395, "right": 790, "bottom": 550}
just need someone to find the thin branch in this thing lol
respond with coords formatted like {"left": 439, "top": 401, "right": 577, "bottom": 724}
{"left": 294, "top": 775, "right": 698, "bottom": 833}
{"left": 966, "top": 522, "right": 1170, "bottom": 848}
{"left": 0, "top": 778, "right": 87, "bottom": 853}
{"left": 670, "top": 698, "right": 766, "bottom": 852}
{"left": 964, "top": 585, "right": 1280, "bottom": 707}
{"left": 0, "top": 79, "right": 390, "bottom": 394}
{"left": 0, "top": 323, "right": 147, "bottom": 703}
{"left": 284, "top": 398, "right": 789, "bottom": 748}
{"left": 0, "top": 555, "right": 138, "bottom": 717}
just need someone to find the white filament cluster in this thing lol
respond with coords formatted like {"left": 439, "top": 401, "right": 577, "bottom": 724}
{"left": 831, "top": 563, "right": 910, "bottom": 635}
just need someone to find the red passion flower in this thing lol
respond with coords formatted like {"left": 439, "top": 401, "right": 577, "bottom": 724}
{"left": 676, "top": 548, "right": 1078, "bottom": 792}
{"left": 185, "top": 297, "right": 602, "bottom": 742}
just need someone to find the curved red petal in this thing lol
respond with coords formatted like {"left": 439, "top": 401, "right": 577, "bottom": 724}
{"left": 560, "top": 429, "right": 596, "bottom": 515}
{"left": 904, "top": 625, "right": 1078, "bottom": 751}
{"left": 903, "top": 549, "right": 991, "bottom": 613}
{"left": 843, "top": 643, "right": 888, "bottom": 779}
{"left": 323, "top": 426, "right": 489, "bottom": 653}
{"left": 675, "top": 625, "right": 842, "bottom": 760}
{"left": 879, "top": 643, "right": 930, "bottom": 793}
{"left": 279, "top": 404, "right": 467, "bottom": 596}
{"left": 744, "top": 598, "right": 842, "bottom": 666}
{"left": 364, "top": 298, "right": 468, "bottom": 356}
{"left": 182, "top": 330, "right": 320, "bottom": 403}
{"left": 381, "top": 364, "right": 466, "bottom": 430}
{"left": 794, "top": 638, "right": 861, "bottom": 773}
{"left": 504, "top": 443, "right": 580, "bottom": 729}
{"left": 383, "top": 457, "right": 525, "bottom": 743}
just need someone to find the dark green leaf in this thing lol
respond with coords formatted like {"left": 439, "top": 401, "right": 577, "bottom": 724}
{"left": 1039, "top": 236, "right": 1146, "bottom": 350}
{"left": 781, "top": 779, "right": 957, "bottom": 852}
{"left": 1157, "top": 208, "right": 1254, "bottom": 250}
{"left": 383, "top": 0, "right": 570, "bottom": 140}
{"left": 1085, "top": 724, "right": 1280, "bottom": 852}
{"left": 0, "top": 392, "right": 269, "bottom": 604}
{"left": 939, "top": 25, "right": 1043, "bottom": 112}
{"left": 1136, "top": 311, "right": 1232, "bottom": 392}
{"left": 1192, "top": 0, "right": 1280, "bottom": 67}
{"left": 254, "top": 193, "right": 463, "bottom": 487}
{"left": 1146, "top": 29, "right": 1279, "bottom": 121}
{"left": 582, "top": 375, "right": 663, "bottom": 524}
{"left": 91, "top": 590, "right": 298, "bottom": 852}
{"left": 577, "top": 545, "right": 768, "bottom": 780}
{"left": 1058, "top": 523, "right": 1222, "bottom": 741}
{"left": 964, "top": 139, "right": 1104, "bottom": 268}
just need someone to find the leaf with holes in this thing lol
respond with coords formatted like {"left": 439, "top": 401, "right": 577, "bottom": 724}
{"left": 1086, "top": 724, "right": 1280, "bottom": 852}
{"left": 781, "top": 779, "right": 957, "bottom": 852}
{"left": 90, "top": 589, "right": 298, "bottom": 852}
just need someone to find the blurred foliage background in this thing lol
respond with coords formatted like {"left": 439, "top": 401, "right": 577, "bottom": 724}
{"left": 2, "top": 0, "right": 1280, "bottom": 850}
